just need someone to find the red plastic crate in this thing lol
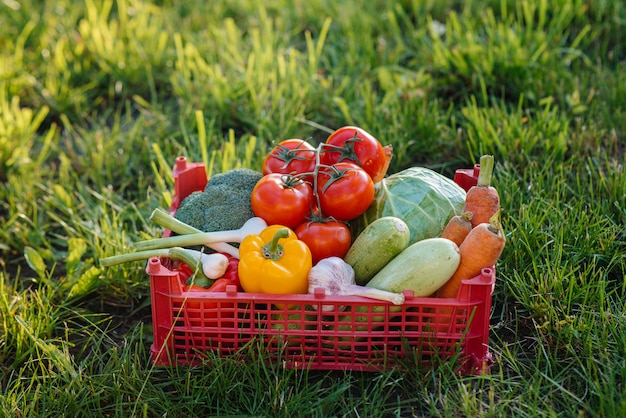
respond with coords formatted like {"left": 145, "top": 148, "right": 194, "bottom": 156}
{"left": 147, "top": 158, "right": 495, "bottom": 374}
{"left": 453, "top": 163, "right": 480, "bottom": 191}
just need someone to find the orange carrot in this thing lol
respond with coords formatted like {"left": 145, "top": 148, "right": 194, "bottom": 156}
{"left": 463, "top": 155, "right": 500, "bottom": 228}
{"left": 441, "top": 211, "right": 473, "bottom": 247}
{"left": 432, "top": 211, "right": 506, "bottom": 332}
{"left": 436, "top": 210, "right": 506, "bottom": 300}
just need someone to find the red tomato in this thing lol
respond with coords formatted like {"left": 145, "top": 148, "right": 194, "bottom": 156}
{"left": 263, "top": 139, "right": 317, "bottom": 183}
{"left": 315, "top": 162, "right": 375, "bottom": 221}
{"left": 320, "top": 126, "right": 387, "bottom": 183}
{"left": 295, "top": 221, "right": 352, "bottom": 265}
{"left": 251, "top": 173, "right": 314, "bottom": 229}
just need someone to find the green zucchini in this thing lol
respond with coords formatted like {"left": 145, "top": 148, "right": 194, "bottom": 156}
{"left": 366, "top": 237, "right": 460, "bottom": 297}
{"left": 344, "top": 216, "right": 411, "bottom": 285}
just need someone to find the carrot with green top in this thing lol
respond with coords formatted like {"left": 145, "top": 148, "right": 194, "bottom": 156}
{"left": 436, "top": 210, "right": 506, "bottom": 300}
{"left": 463, "top": 155, "right": 500, "bottom": 228}
{"left": 441, "top": 211, "right": 473, "bottom": 247}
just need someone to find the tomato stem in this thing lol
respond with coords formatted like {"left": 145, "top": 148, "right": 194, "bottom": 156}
{"left": 273, "top": 140, "right": 317, "bottom": 167}
{"left": 317, "top": 163, "right": 359, "bottom": 195}
{"left": 312, "top": 142, "right": 325, "bottom": 218}
{"left": 322, "top": 131, "right": 364, "bottom": 167}
{"left": 279, "top": 173, "right": 308, "bottom": 188}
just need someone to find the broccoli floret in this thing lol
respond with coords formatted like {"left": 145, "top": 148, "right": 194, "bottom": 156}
{"left": 175, "top": 168, "right": 263, "bottom": 234}
{"left": 204, "top": 168, "right": 264, "bottom": 194}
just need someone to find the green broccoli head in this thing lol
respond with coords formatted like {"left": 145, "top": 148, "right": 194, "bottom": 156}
{"left": 175, "top": 168, "right": 263, "bottom": 234}
{"left": 204, "top": 168, "right": 263, "bottom": 194}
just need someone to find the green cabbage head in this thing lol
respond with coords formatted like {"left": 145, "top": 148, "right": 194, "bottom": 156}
{"left": 352, "top": 167, "right": 466, "bottom": 245}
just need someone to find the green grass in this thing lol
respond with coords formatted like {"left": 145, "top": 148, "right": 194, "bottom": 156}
{"left": 1, "top": 0, "right": 625, "bottom": 416}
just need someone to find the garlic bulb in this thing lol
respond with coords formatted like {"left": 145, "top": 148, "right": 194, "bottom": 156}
{"left": 308, "top": 257, "right": 405, "bottom": 311}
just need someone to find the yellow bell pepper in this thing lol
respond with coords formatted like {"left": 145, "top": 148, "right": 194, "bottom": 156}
{"left": 238, "top": 224, "right": 312, "bottom": 295}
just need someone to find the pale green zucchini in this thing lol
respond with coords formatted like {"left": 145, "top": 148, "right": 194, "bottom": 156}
{"left": 336, "top": 237, "right": 460, "bottom": 340}
{"left": 366, "top": 237, "right": 460, "bottom": 297}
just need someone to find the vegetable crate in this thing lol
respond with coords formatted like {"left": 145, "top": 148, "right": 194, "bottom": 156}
{"left": 147, "top": 157, "right": 495, "bottom": 375}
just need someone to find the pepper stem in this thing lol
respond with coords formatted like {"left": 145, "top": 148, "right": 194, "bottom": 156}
{"left": 262, "top": 228, "right": 290, "bottom": 260}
